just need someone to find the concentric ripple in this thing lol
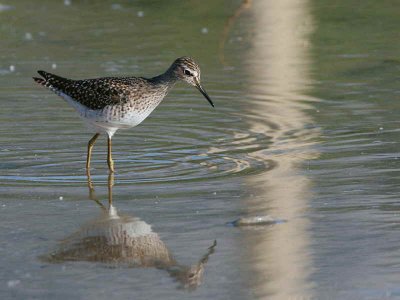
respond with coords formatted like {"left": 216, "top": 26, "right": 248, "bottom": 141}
{"left": 0, "top": 97, "right": 277, "bottom": 186}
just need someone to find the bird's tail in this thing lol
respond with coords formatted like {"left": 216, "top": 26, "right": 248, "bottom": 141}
{"left": 33, "top": 71, "right": 47, "bottom": 86}
{"left": 33, "top": 70, "right": 58, "bottom": 86}
{"left": 33, "top": 70, "right": 72, "bottom": 96}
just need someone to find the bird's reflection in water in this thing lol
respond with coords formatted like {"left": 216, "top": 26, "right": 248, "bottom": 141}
{"left": 41, "top": 173, "right": 216, "bottom": 290}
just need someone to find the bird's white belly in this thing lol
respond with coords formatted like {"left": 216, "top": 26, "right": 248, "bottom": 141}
{"left": 92, "top": 109, "right": 151, "bottom": 129}
{"left": 59, "top": 92, "right": 153, "bottom": 137}
{"left": 85, "top": 107, "right": 153, "bottom": 138}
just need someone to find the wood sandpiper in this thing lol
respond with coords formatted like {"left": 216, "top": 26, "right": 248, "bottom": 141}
{"left": 33, "top": 57, "right": 214, "bottom": 173}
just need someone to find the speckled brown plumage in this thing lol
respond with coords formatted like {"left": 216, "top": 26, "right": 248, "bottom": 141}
{"left": 34, "top": 72, "right": 162, "bottom": 110}
{"left": 33, "top": 56, "right": 214, "bottom": 172}
{"left": 33, "top": 57, "right": 202, "bottom": 110}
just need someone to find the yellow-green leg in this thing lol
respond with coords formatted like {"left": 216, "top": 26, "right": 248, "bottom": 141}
{"left": 108, "top": 172, "right": 114, "bottom": 205}
{"left": 86, "top": 170, "right": 96, "bottom": 200}
{"left": 107, "top": 136, "right": 115, "bottom": 173}
{"left": 85, "top": 171, "right": 107, "bottom": 211}
{"left": 86, "top": 133, "right": 100, "bottom": 174}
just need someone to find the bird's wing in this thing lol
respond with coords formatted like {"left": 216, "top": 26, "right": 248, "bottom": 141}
{"left": 33, "top": 71, "right": 141, "bottom": 110}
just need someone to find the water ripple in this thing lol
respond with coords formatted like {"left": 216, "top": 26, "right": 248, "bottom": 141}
{"left": 0, "top": 115, "right": 274, "bottom": 185}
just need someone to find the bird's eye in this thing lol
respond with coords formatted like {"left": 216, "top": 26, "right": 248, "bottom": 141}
{"left": 184, "top": 69, "right": 192, "bottom": 76}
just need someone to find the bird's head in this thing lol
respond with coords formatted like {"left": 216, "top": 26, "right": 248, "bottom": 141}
{"left": 170, "top": 57, "right": 214, "bottom": 107}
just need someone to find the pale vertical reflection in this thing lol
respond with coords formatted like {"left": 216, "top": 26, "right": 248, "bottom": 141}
{"left": 244, "top": 0, "right": 318, "bottom": 299}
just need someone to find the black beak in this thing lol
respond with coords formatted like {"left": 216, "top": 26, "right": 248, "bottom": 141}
{"left": 195, "top": 81, "right": 214, "bottom": 108}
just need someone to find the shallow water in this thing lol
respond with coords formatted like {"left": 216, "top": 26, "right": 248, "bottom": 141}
{"left": 1, "top": 1, "right": 400, "bottom": 299}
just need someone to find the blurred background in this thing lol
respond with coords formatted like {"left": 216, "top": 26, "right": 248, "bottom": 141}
{"left": 1, "top": 0, "right": 400, "bottom": 299}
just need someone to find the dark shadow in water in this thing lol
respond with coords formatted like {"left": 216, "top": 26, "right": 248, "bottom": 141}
{"left": 40, "top": 173, "right": 217, "bottom": 291}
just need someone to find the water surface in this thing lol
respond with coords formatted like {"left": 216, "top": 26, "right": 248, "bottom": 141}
{"left": 1, "top": 1, "right": 400, "bottom": 299}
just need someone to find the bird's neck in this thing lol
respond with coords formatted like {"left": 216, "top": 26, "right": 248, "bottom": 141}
{"left": 149, "top": 67, "right": 178, "bottom": 89}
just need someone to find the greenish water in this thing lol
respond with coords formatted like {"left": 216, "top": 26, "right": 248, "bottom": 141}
{"left": 1, "top": 1, "right": 400, "bottom": 299}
